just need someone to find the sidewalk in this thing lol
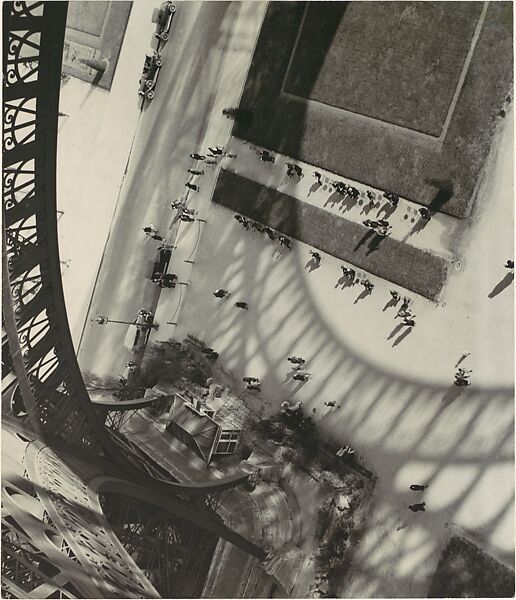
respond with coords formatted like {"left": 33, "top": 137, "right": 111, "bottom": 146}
{"left": 149, "top": 1, "right": 268, "bottom": 347}
{"left": 225, "top": 138, "right": 460, "bottom": 261}
{"left": 58, "top": 1, "right": 156, "bottom": 347}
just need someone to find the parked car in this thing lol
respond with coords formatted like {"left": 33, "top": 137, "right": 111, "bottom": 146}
{"left": 138, "top": 50, "right": 163, "bottom": 100}
{"left": 151, "top": 246, "right": 172, "bottom": 279}
{"left": 152, "top": 273, "right": 177, "bottom": 288}
{"left": 152, "top": 2, "right": 176, "bottom": 42}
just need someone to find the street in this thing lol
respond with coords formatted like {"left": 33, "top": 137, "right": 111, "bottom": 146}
{"left": 77, "top": 1, "right": 265, "bottom": 378}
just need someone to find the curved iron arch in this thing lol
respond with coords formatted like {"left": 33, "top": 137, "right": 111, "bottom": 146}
{"left": 2, "top": 0, "right": 265, "bottom": 562}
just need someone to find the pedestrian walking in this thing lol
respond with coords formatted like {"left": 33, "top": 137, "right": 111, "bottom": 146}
{"left": 235, "top": 302, "right": 248, "bottom": 310}
{"left": 336, "top": 445, "right": 355, "bottom": 457}
{"left": 279, "top": 235, "right": 291, "bottom": 249}
{"left": 366, "top": 190, "right": 375, "bottom": 202}
{"left": 408, "top": 502, "right": 426, "bottom": 512}
{"left": 313, "top": 171, "right": 322, "bottom": 183}
{"left": 190, "top": 153, "right": 205, "bottom": 161}
{"left": 264, "top": 227, "right": 276, "bottom": 240}
{"left": 456, "top": 367, "right": 472, "bottom": 378}
{"left": 259, "top": 150, "right": 275, "bottom": 163}
{"left": 454, "top": 376, "right": 471, "bottom": 387}
{"left": 208, "top": 146, "right": 224, "bottom": 155}
{"left": 341, "top": 266, "right": 355, "bottom": 279}
{"left": 400, "top": 297, "right": 411, "bottom": 311}
{"left": 410, "top": 484, "right": 428, "bottom": 491}
{"left": 179, "top": 214, "right": 195, "bottom": 222}
{"left": 402, "top": 318, "right": 416, "bottom": 327}
{"left": 293, "top": 164, "right": 303, "bottom": 178}
{"left": 505, "top": 259, "right": 514, "bottom": 269}
{"left": 213, "top": 289, "right": 230, "bottom": 298}
{"left": 252, "top": 222, "right": 265, "bottom": 232}
{"left": 171, "top": 199, "right": 185, "bottom": 210}
{"left": 143, "top": 224, "right": 158, "bottom": 236}
{"left": 324, "top": 400, "right": 339, "bottom": 408}
{"left": 286, "top": 162, "right": 295, "bottom": 177}
{"left": 309, "top": 250, "right": 321, "bottom": 262}
{"left": 187, "top": 168, "right": 204, "bottom": 176}
{"left": 390, "top": 290, "right": 400, "bottom": 302}
{"left": 293, "top": 371, "right": 311, "bottom": 381}
{"left": 185, "top": 182, "right": 199, "bottom": 192}
{"left": 287, "top": 356, "right": 305, "bottom": 365}
{"left": 419, "top": 207, "right": 431, "bottom": 220}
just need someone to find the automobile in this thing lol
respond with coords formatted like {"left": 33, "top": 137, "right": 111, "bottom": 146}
{"left": 138, "top": 50, "right": 163, "bottom": 100}
{"left": 151, "top": 246, "right": 172, "bottom": 279}
{"left": 152, "top": 2, "right": 176, "bottom": 42}
{"left": 152, "top": 273, "right": 177, "bottom": 288}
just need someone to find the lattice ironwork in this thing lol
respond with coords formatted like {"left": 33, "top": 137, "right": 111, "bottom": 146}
{"left": 100, "top": 492, "right": 219, "bottom": 598}
{"left": 1, "top": 518, "right": 78, "bottom": 598}
{"left": 2, "top": 3, "right": 265, "bottom": 595}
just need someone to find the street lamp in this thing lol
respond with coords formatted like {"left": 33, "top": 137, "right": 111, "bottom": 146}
{"left": 92, "top": 313, "right": 159, "bottom": 330}
{"left": 92, "top": 315, "right": 137, "bottom": 326}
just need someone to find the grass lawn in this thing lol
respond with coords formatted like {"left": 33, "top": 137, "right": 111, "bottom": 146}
{"left": 235, "top": 2, "right": 513, "bottom": 218}
{"left": 428, "top": 536, "right": 515, "bottom": 598}
{"left": 285, "top": 2, "right": 481, "bottom": 137}
{"left": 213, "top": 169, "right": 449, "bottom": 301}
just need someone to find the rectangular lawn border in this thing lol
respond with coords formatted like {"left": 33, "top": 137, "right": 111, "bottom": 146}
{"left": 235, "top": 2, "right": 513, "bottom": 219}
{"left": 213, "top": 169, "right": 449, "bottom": 301}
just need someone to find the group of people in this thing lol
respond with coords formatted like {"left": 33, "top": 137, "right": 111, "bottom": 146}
{"left": 286, "top": 162, "right": 303, "bottom": 178}
{"left": 391, "top": 293, "right": 416, "bottom": 327}
{"left": 339, "top": 265, "right": 375, "bottom": 294}
{"left": 363, "top": 218, "right": 392, "bottom": 238}
{"left": 143, "top": 224, "right": 164, "bottom": 241}
{"left": 286, "top": 356, "right": 312, "bottom": 381}
{"left": 408, "top": 483, "right": 429, "bottom": 513}
{"left": 233, "top": 213, "right": 292, "bottom": 249}
{"left": 332, "top": 179, "right": 360, "bottom": 200}
{"left": 454, "top": 367, "right": 472, "bottom": 387}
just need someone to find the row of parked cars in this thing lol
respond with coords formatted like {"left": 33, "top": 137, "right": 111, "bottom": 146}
{"left": 138, "top": 1, "right": 176, "bottom": 100}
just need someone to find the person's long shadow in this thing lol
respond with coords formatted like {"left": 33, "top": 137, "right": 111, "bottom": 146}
{"left": 366, "top": 233, "right": 386, "bottom": 255}
{"left": 305, "top": 258, "right": 320, "bottom": 272}
{"left": 426, "top": 179, "right": 454, "bottom": 214}
{"left": 488, "top": 272, "right": 514, "bottom": 298}
{"left": 403, "top": 218, "right": 429, "bottom": 242}
{"left": 441, "top": 384, "right": 466, "bottom": 406}
{"left": 388, "top": 322, "right": 405, "bottom": 340}
{"left": 360, "top": 202, "right": 375, "bottom": 216}
{"left": 354, "top": 287, "right": 371, "bottom": 304}
{"left": 284, "top": 367, "right": 299, "bottom": 383}
{"left": 307, "top": 181, "right": 321, "bottom": 197}
{"left": 324, "top": 190, "right": 341, "bottom": 208}
{"left": 376, "top": 202, "right": 397, "bottom": 220}
{"left": 335, "top": 275, "right": 353, "bottom": 289}
{"left": 392, "top": 326, "right": 413, "bottom": 347}
{"left": 354, "top": 229, "right": 376, "bottom": 252}
{"left": 340, "top": 195, "right": 356, "bottom": 212}
{"left": 383, "top": 297, "right": 399, "bottom": 312}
